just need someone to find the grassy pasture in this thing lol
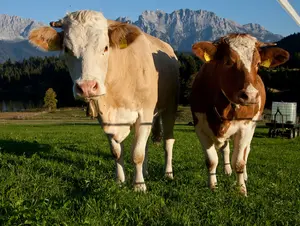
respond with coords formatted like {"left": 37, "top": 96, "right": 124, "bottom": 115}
{"left": 0, "top": 109, "right": 299, "bottom": 225}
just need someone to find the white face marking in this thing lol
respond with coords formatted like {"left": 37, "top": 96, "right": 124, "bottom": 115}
{"left": 61, "top": 11, "right": 110, "bottom": 97}
{"left": 245, "top": 83, "right": 258, "bottom": 93}
{"left": 228, "top": 35, "right": 257, "bottom": 73}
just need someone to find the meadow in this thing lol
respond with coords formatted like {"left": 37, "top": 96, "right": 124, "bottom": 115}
{"left": 0, "top": 108, "right": 299, "bottom": 225}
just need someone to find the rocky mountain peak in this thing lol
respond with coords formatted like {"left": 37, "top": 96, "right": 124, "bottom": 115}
{"left": 0, "top": 14, "right": 44, "bottom": 40}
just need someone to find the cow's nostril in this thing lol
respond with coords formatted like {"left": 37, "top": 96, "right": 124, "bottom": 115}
{"left": 76, "top": 83, "right": 83, "bottom": 94}
{"left": 92, "top": 82, "right": 98, "bottom": 91}
{"left": 239, "top": 92, "right": 249, "bottom": 100}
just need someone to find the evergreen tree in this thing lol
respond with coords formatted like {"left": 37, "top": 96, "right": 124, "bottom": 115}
{"left": 44, "top": 88, "right": 58, "bottom": 112}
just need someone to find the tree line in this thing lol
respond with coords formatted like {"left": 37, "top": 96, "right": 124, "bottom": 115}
{"left": 0, "top": 50, "right": 300, "bottom": 110}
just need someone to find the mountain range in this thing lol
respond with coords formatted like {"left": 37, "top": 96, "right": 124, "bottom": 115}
{"left": 117, "top": 9, "right": 283, "bottom": 51}
{"left": 0, "top": 9, "right": 284, "bottom": 63}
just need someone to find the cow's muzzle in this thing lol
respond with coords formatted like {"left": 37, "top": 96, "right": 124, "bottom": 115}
{"left": 237, "top": 89, "right": 259, "bottom": 105}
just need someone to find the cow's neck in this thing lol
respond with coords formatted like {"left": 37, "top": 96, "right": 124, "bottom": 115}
{"left": 212, "top": 89, "right": 259, "bottom": 122}
{"left": 212, "top": 90, "right": 236, "bottom": 122}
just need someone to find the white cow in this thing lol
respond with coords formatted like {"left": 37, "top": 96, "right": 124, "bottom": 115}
{"left": 29, "top": 10, "right": 179, "bottom": 191}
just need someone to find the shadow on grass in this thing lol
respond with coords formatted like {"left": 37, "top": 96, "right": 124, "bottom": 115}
{"left": 0, "top": 139, "right": 124, "bottom": 204}
{"left": 0, "top": 139, "right": 113, "bottom": 168}
{"left": 0, "top": 139, "right": 50, "bottom": 157}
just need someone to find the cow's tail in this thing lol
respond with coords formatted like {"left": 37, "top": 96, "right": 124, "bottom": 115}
{"left": 151, "top": 114, "right": 163, "bottom": 144}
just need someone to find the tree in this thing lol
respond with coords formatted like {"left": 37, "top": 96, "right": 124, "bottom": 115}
{"left": 176, "top": 52, "right": 201, "bottom": 105}
{"left": 44, "top": 88, "right": 58, "bottom": 112}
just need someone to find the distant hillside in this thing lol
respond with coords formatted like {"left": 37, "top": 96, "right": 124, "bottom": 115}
{"left": 0, "top": 40, "right": 55, "bottom": 63}
{"left": 276, "top": 33, "right": 300, "bottom": 68}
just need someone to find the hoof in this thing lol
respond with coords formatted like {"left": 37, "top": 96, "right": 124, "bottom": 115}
{"left": 224, "top": 165, "right": 232, "bottom": 176}
{"left": 133, "top": 182, "right": 147, "bottom": 192}
{"left": 115, "top": 178, "right": 125, "bottom": 184}
{"left": 239, "top": 185, "right": 247, "bottom": 197}
{"left": 209, "top": 182, "right": 218, "bottom": 191}
{"left": 165, "top": 172, "right": 174, "bottom": 180}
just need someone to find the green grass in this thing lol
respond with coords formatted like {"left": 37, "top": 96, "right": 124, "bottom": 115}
{"left": 0, "top": 111, "right": 299, "bottom": 225}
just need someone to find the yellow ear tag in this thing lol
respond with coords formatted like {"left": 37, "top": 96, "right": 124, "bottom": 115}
{"left": 204, "top": 51, "right": 211, "bottom": 62}
{"left": 119, "top": 37, "right": 128, "bottom": 49}
{"left": 261, "top": 59, "right": 272, "bottom": 68}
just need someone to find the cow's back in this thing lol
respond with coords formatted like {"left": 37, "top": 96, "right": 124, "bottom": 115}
{"left": 105, "top": 28, "right": 179, "bottom": 112}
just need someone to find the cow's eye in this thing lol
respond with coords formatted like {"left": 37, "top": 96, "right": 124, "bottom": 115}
{"left": 104, "top": 46, "right": 108, "bottom": 52}
{"left": 225, "top": 58, "right": 234, "bottom": 67}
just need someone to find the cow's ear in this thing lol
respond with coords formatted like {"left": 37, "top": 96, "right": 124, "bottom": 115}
{"left": 259, "top": 47, "right": 289, "bottom": 68}
{"left": 29, "top": 27, "right": 63, "bottom": 51}
{"left": 192, "top": 42, "right": 217, "bottom": 62}
{"left": 108, "top": 22, "right": 142, "bottom": 49}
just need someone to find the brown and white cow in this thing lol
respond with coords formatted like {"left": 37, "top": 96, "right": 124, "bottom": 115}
{"left": 29, "top": 10, "right": 179, "bottom": 192}
{"left": 190, "top": 34, "right": 289, "bottom": 195}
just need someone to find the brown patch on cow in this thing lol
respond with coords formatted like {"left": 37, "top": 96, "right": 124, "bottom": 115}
{"left": 108, "top": 22, "right": 142, "bottom": 48}
{"left": 205, "top": 158, "right": 216, "bottom": 171}
{"left": 192, "top": 112, "right": 199, "bottom": 127}
{"left": 111, "top": 147, "right": 121, "bottom": 160}
{"left": 29, "top": 27, "right": 63, "bottom": 51}
{"left": 132, "top": 153, "right": 145, "bottom": 165}
{"left": 236, "top": 159, "right": 245, "bottom": 173}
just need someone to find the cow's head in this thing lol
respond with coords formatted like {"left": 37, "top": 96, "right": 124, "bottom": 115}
{"left": 192, "top": 34, "right": 289, "bottom": 106}
{"left": 29, "top": 10, "right": 141, "bottom": 101}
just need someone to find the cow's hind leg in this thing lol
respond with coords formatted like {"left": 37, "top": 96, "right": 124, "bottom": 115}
{"left": 221, "top": 141, "right": 232, "bottom": 175}
{"left": 161, "top": 109, "right": 176, "bottom": 179}
{"left": 131, "top": 113, "right": 153, "bottom": 192}
{"left": 108, "top": 135, "right": 125, "bottom": 183}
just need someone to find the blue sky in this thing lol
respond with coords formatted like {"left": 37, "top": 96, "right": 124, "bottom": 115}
{"left": 1, "top": 0, "right": 300, "bottom": 36}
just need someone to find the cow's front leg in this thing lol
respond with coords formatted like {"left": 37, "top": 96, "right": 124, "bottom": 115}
{"left": 131, "top": 114, "right": 152, "bottom": 192}
{"left": 195, "top": 126, "right": 218, "bottom": 190}
{"left": 243, "top": 146, "right": 251, "bottom": 183}
{"left": 232, "top": 125, "right": 255, "bottom": 196}
{"left": 108, "top": 135, "right": 125, "bottom": 183}
{"left": 221, "top": 141, "right": 232, "bottom": 175}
